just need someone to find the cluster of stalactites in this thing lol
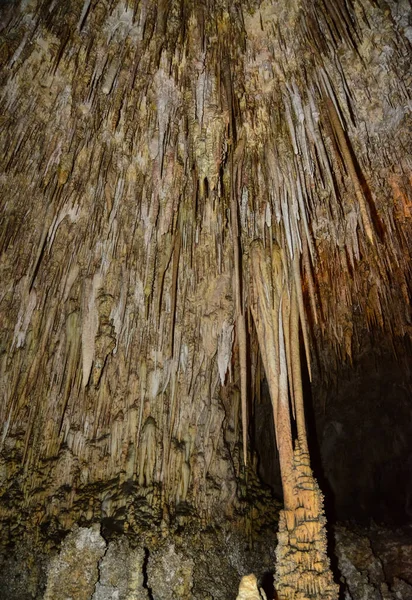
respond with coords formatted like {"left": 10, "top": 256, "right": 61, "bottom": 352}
{"left": 0, "top": 0, "right": 410, "bottom": 517}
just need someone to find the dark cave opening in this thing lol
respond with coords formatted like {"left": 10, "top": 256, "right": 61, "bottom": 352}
{"left": 260, "top": 570, "right": 276, "bottom": 599}
{"left": 142, "top": 547, "right": 154, "bottom": 600}
{"left": 252, "top": 338, "right": 412, "bottom": 527}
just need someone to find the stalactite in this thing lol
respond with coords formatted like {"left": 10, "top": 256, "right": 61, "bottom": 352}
{"left": 0, "top": 0, "right": 411, "bottom": 594}
{"left": 229, "top": 131, "right": 248, "bottom": 465}
{"left": 324, "top": 96, "right": 376, "bottom": 246}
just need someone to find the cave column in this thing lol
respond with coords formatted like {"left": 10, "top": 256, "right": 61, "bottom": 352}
{"left": 250, "top": 240, "right": 338, "bottom": 600}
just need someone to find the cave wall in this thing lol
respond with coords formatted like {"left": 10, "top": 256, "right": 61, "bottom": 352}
{"left": 0, "top": 0, "right": 411, "bottom": 564}
{"left": 0, "top": 523, "right": 279, "bottom": 600}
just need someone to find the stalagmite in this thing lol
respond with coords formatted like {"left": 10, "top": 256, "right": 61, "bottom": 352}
{"left": 236, "top": 574, "right": 267, "bottom": 600}
{"left": 250, "top": 241, "right": 338, "bottom": 599}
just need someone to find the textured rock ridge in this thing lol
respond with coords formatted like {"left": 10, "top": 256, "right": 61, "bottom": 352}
{"left": 275, "top": 444, "right": 338, "bottom": 599}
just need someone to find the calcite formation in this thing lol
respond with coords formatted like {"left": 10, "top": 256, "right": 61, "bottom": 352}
{"left": 274, "top": 444, "right": 337, "bottom": 599}
{"left": 0, "top": 0, "right": 411, "bottom": 598}
{"left": 236, "top": 574, "right": 267, "bottom": 600}
{"left": 44, "top": 526, "right": 106, "bottom": 600}
{"left": 249, "top": 240, "right": 337, "bottom": 597}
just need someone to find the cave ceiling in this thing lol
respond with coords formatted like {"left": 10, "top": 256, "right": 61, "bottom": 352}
{"left": 0, "top": 0, "right": 411, "bottom": 535}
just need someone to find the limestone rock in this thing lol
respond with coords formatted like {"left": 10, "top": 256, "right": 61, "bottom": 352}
{"left": 44, "top": 526, "right": 106, "bottom": 600}
{"left": 236, "top": 574, "right": 267, "bottom": 600}
{"left": 334, "top": 525, "right": 386, "bottom": 600}
{"left": 92, "top": 539, "right": 148, "bottom": 600}
{"left": 0, "top": 0, "right": 411, "bottom": 599}
{"left": 368, "top": 526, "right": 412, "bottom": 587}
{"left": 0, "top": 540, "right": 47, "bottom": 600}
{"left": 391, "top": 578, "right": 412, "bottom": 600}
{"left": 334, "top": 525, "right": 412, "bottom": 600}
{"left": 146, "top": 543, "right": 194, "bottom": 600}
